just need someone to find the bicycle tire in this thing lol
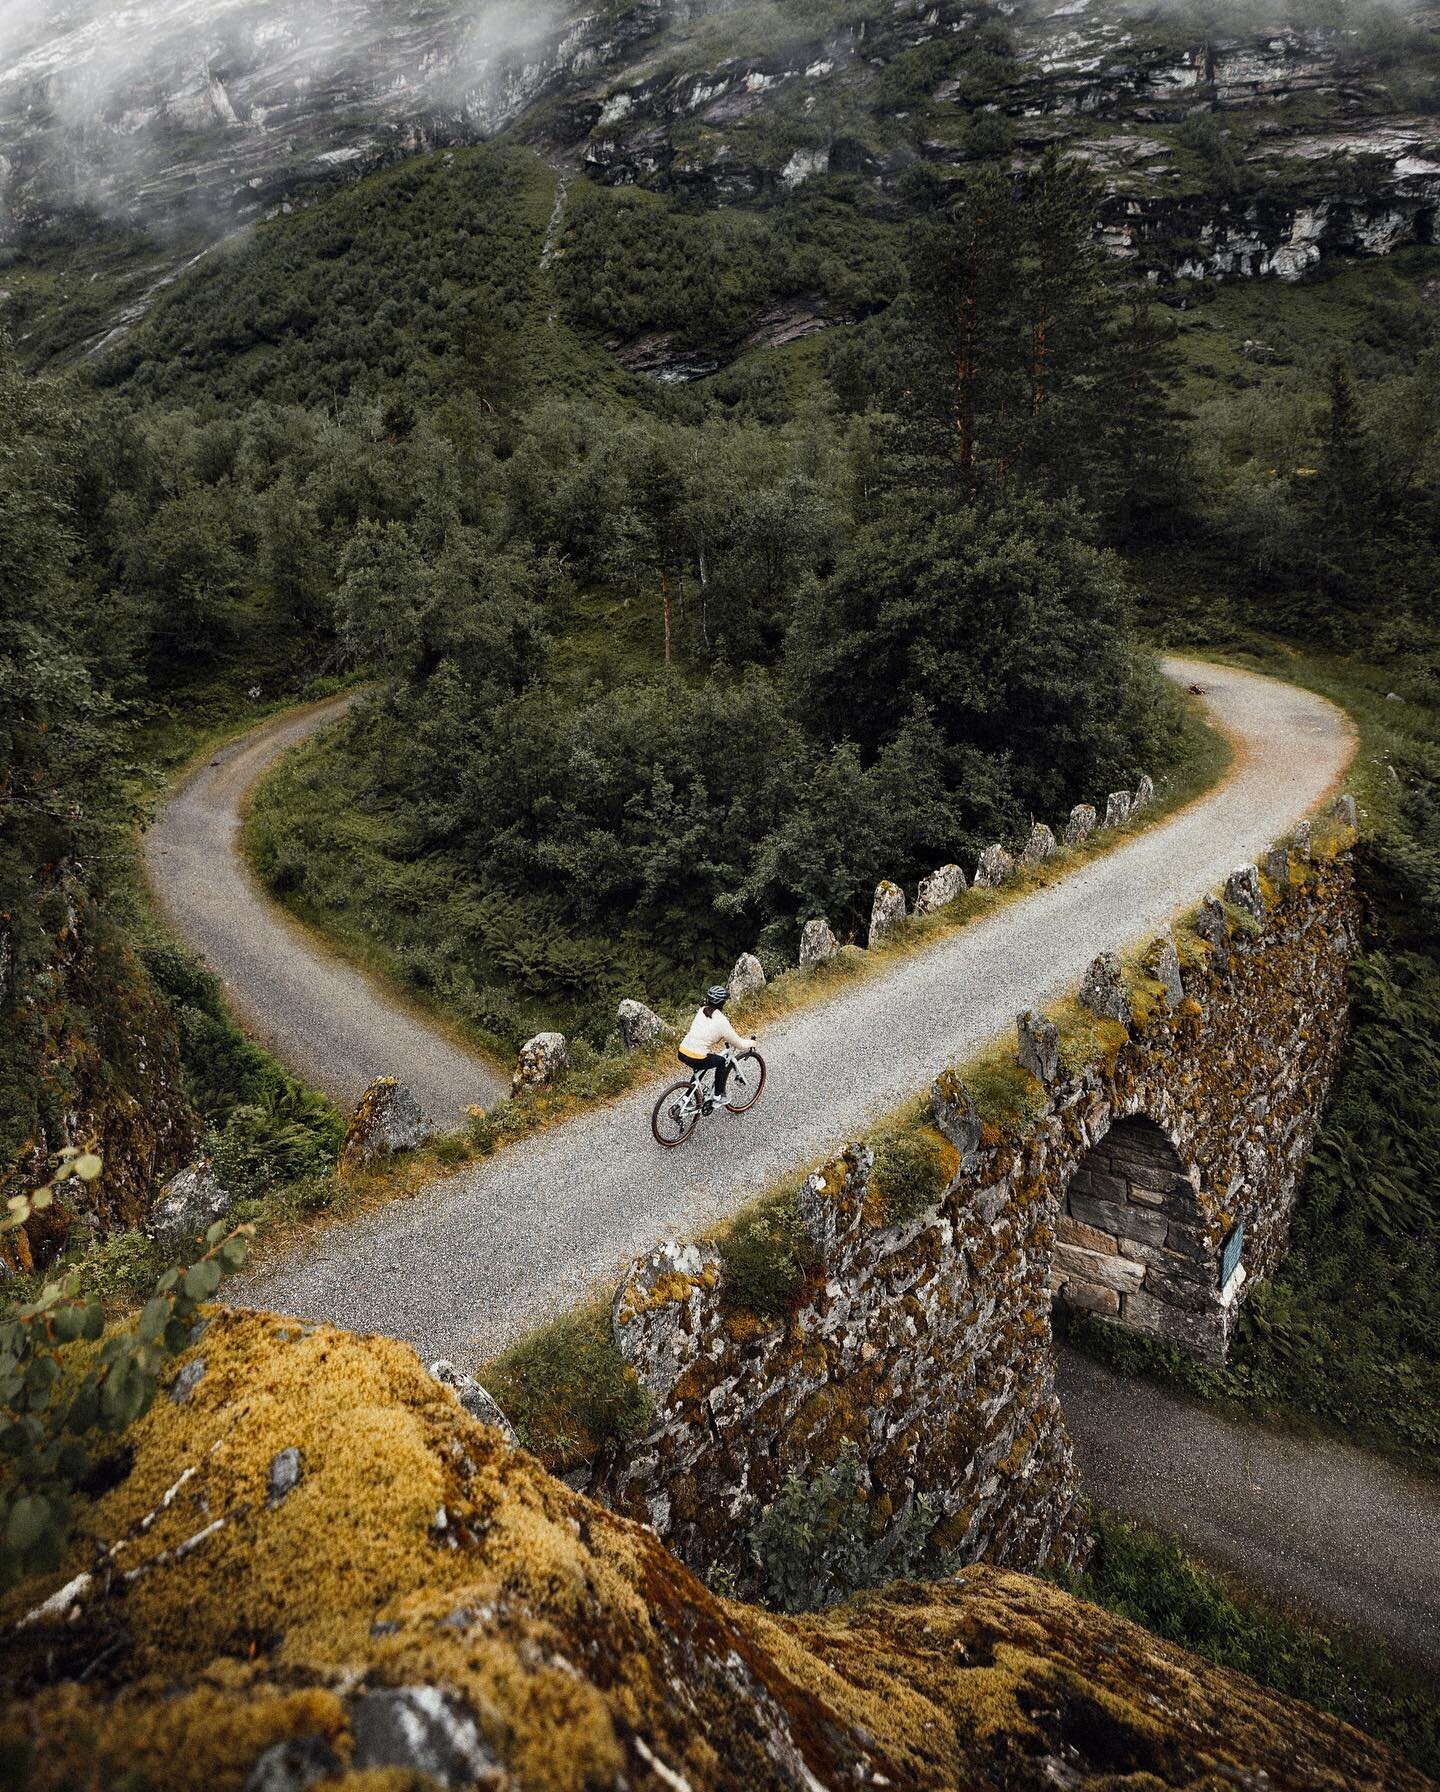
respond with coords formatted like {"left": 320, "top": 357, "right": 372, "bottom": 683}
{"left": 652, "top": 1081, "right": 701, "bottom": 1147}
{"left": 724, "top": 1050, "right": 767, "bottom": 1114}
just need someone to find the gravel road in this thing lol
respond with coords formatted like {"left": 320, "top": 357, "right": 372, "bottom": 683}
{"left": 238, "top": 656, "right": 1355, "bottom": 1362}
{"left": 1061, "top": 1349, "right": 1440, "bottom": 1672}
{"left": 144, "top": 692, "right": 508, "bottom": 1126}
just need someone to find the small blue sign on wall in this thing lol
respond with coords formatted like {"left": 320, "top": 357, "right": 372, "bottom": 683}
{"left": 1221, "top": 1221, "right": 1246, "bottom": 1288}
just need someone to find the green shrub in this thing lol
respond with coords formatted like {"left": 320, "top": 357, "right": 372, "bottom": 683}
{"left": 484, "top": 1303, "right": 654, "bottom": 1471}
{"left": 714, "top": 1186, "right": 820, "bottom": 1318}
{"left": 868, "top": 1128, "right": 948, "bottom": 1227}
{"left": 1056, "top": 1512, "right": 1440, "bottom": 1780}
{"left": 750, "top": 1441, "right": 934, "bottom": 1613}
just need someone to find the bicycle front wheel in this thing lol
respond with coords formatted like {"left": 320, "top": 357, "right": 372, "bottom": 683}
{"left": 652, "top": 1081, "right": 700, "bottom": 1147}
{"left": 724, "top": 1050, "right": 767, "bottom": 1114}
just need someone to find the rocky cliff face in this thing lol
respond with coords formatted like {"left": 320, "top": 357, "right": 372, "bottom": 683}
{"left": 3, "top": 0, "right": 1439, "bottom": 289}
{"left": 0, "top": 1306, "right": 1426, "bottom": 1790}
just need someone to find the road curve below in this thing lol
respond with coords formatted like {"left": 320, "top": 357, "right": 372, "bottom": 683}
{"left": 144, "top": 692, "right": 508, "bottom": 1127}
{"left": 238, "top": 656, "right": 1355, "bottom": 1364}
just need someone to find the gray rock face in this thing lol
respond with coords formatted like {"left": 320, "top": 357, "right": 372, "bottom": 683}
{"left": 868, "top": 880, "right": 906, "bottom": 945}
{"left": 1293, "top": 819, "right": 1313, "bottom": 860}
{"left": 1133, "top": 773, "right": 1155, "bottom": 810}
{"left": 1147, "top": 936, "right": 1184, "bottom": 1008}
{"left": 1078, "top": 951, "right": 1132, "bottom": 1025}
{"left": 429, "top": 1360, "right": 519, "bottom": 1447}
{"left": 1333, "top": 793, "right": 1359, "bottom": 830}
{"left": 1104, "top": 790, "right": 1133, "bottom": 829}
{"left": 267, "top": 1447, "right": 302, "bottom": 1507}
{"left": 168, "top": 1357, "right": 206, "bottom": 1405}
{"left": 799, "top": 917, "right": 838, "bottom": 968}
{"left": 340, "top": 1077, "right": 427, "bottom": 1170}
{"left": 511, "top": 1032, "right": 569, "bottom": 1094}
{"left": 974, "top": 844, "right": 1014, "bottom": 889}
{"left": 1016, "top": 1010, "right": 1059, "bottom": 1086}
{"left": 243, "top": 1736, "right": 343, "bottom": 1792}
{"left": 1225, "top": 864, "right": 1265, "bottom": 922}
{"left": 930, "top": 1072, "right": 981, "bottom": 1170}
{"left": 1065, "top": 804, "right": 1098, "bottom": 847}
{"left": 915, "top": 863, "right": 966, "bottom": 916}
{"left": 616, "top": 998, "right": 666, "bottom": 1052}
{"left": 727, "top": 952, "right": 766, "bottom": 999}
{"left": 148, "top": 1158, "right": 231, "bottom": 1250}
{"left": 613, "top": 1241, "right": 722, "bottom": 1404}
{"left": 350, "top": 1686, "right": 501, "bottom": 1787}
{"left": 1195, "top": 894, "right": 1229, "bottom": 951}
{"left": 1019, "top": 823, "right": 1056, "bottom": 868}
{"left": 1263, "top": 843, "right": 1291, "bottom": 890}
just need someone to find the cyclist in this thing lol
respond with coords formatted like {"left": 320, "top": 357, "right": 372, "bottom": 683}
{"left": 677, "top": 985, "right": 758, "bottom": 1114}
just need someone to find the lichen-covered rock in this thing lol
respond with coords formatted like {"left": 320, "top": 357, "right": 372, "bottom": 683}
{"left": 1019, "top": 823, "right": 1056, "bottom": 868}
{"left": 0, "top": 1306, "right": 1418, "bottom": 1792}
{"left": 611, "top": 1240, "right": 721, "bottom": 1404}
{"left": 429, "top": 1360, "right": 519, "bottom": 1447}
{"left": 242, "top": 1735, "right": 342, "bottom": 1792}
{"left": 799, "top": 917, "right": 838, "bottom": 967}
{"left": 1016, "top": 1010, "right": 1060, "bottom": 1085}
{"left": 1225, "top": 863, "right": 1265, "bottom": 922}
{"left": 915, "top": 863, "right": 966, "bottom": 915}
{"left": 1264, "top": 843, "right": 1291, "bottom": 890}
{"left": 1104, "top": 789, "right": 1133, "bottom": 829}
{"left": 1065, "top": 803, "right": 1098, "bottom": 846}
{"left": 1078, "top": 951, "right": 1132, "bottom": 1024}
{"left": 1195, "top": 894, "right": 1230, "bottom": 960}
{"left": 1133, "top": 773, "right": 1155, "bottom": 810}
{"left": 147, "top": 1158, "right": 231, "bottom": 1250}
{"left": 868, "top": 880, "right": 906, "bottom": 944}
{"left": 1146, "top": 935, "right": 1185, "bottom": 1008}
{"left": 339, "top": 1076, "right": 427, "bottom": 1169}
{"left": 266, "top": 1448, "right": 302, "bottom": 1507}
{"left": 1293, "top": 818, "right": 1313, "bottom": 860}
{"left": 616, "top": 998, "right": 667, "bottom": 1052}
{"left": 351, "top": 1685, "right": 501, "bottom": 1786}
{"left": 796, "top": 1146, "right": 871, "bottom": 1259}
{"left": 1333, "top": 792, "right": 1359, "bottom": 830}
{"left": 974, "top": 844, "right": 1014, "bottom": 888}
{"left": 930, "top": 1069, "right": 981, "bottom": 1169}
{"left": 727, "top": 952, "right": 766, "bottom": 1000}
{"left": 511, "top": 1033, "right": 569, "bottom": 1095}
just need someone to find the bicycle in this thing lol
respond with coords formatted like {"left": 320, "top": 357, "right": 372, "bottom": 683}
{"left": 651, "top": 1045, "right": 767, "bottom": 1147}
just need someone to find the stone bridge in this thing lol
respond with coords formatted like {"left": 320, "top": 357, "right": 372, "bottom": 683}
{"left": 511, "top": 819, "right": 1358, "bottom": 1590}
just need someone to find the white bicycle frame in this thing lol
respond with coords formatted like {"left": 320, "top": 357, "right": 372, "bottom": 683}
{"left": 676, "top": 1045, "right": 749, "bottom": 1116}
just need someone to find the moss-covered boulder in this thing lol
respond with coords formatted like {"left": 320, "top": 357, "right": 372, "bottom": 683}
{"left": 0, "top": 1310, "right": 1424, "bottom": 1791}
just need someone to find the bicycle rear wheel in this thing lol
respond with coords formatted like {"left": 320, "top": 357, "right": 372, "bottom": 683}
{"left": 652, "top": 1081, "right": 701, "bottom": 1147}
{"left": 724, "top": 1050, "right": 766, "bottom": 1114}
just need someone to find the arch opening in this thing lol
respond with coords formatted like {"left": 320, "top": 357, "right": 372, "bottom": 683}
{"left": 1054, "top": 1116, "right": 1237, "bottom": 1364}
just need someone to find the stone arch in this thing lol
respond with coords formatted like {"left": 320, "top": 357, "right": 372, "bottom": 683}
{"left": 1054, "top": 1115, "right": 1237, "bottom": 1364}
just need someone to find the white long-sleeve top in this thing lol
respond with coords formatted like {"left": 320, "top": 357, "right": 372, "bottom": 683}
{"left": 678, "top": 1006, "right": 755, "bottom": 1059}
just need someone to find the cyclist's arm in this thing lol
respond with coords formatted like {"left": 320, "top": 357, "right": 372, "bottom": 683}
{"left": 717, "top": 1013, "right": 757, "bottom": 1052}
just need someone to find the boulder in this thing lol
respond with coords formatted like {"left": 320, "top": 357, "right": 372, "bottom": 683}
{"left": 616, "top": 998, "right": 667, "bottom": 1052}
{"left": 727, "top": 952, "right": 766, "bottom": 1000}
{"left": 1018, "top": 823, "right": 1055, "bottom": 868}
{"left": 1146, "top": 935, "right": 1184, "bottom": 1008}
{"left": 511, "top": 1033, "right": 570, "bottom": 1095}
{"left": 1016, "top": 1010, "right": 1059, "bottom": 1086}
{"left": 1195, "top": 894, "right": 1229, "bottom": 950}
{"left": 1263, "top": 843, "right": 1291, "bottom": 890}
{"left": 1224, "top": 864, "right": 1265, "bottom": 922}
{"left": 1292, "top": 819, "right": 1312, "bottom": 860}
{"left": 1078, "top": 951, "right": 1132, "bottom": 1025}
{"left": 974, "top": 844, "right": 1014, "bottom": 889}
{"left": 340, "top": 1077, "right": 427, "bottom": 1170}
{"left": 430, "top": 1360, "right": 519, "bottom": 1447}
{"left": 1332, "top": 793, "right": 1358, "bottom": 831}
{"left": 868, "top": 880, "right": 906, "bottom": 945}
{"left": 799, "top": 917, "right": 838, "bottom": 967}
{"left": 1132, "top": 773, "right": 1155, "bottom": 810}
{"left": 1103, "top": 790, "right": 1132, "bottom": 829}
{"left": 350, "top": 1686, "right": 502, "bottom": 1788}
{"left": 1064, "top": 804, "right": 1097, "bottom": 847}
{"left": 147, "top": 1158, "right": 231, "bottom": 1250}
{"left": 915, "top": 864, "right": 966, "bottom": 916}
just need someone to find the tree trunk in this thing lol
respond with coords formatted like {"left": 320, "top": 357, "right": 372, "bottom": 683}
{"left": 661, "top": 567, "right": 672, "bottom": 665}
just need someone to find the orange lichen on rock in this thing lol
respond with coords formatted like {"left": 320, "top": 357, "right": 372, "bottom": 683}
{"left": 0, "top": 1311, "right": 1424, "bottom": 1792}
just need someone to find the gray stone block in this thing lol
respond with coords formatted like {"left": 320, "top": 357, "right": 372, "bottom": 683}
{"left": 1016, "top": 1010, "right": 1059, "bottom": 1086}
{"left": 915, "top": 864, "right": 966, "bottom": 915}
{"left": 1064, "top": 804, "right": 1097, "bottom": 846}
{"left": 1070, "top": 1193, "right": 1168, "bottom": 1248}
{"left": 868, "top": 880, "right": 907, "bottom": 946}
{"left": 1078, "top": 952, "right": 1132, "bottom": 1025}
{"left": 1062, "top": 1282, "right": 1120, "bottom": 1317}
{"left": 1053, "top": 1244, "right": 1145, "bottom": 1293}
{"left": 1104, "top": 790, "right": 1132, "bottom": 829}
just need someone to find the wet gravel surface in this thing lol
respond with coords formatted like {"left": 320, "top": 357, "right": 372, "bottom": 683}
{"left": 144, "top": 692, "right": 507, "bottom": 1128}
{"left": 237, "top": 657, "right": 1355, "bottom": 1363}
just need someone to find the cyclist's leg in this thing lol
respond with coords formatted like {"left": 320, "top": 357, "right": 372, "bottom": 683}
{"left": 709, "top": 1052, "right": 731, "bottom": 1099}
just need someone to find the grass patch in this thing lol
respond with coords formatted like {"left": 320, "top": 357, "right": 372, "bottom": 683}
{"left": 867, "top": 1126, "right": 952, "bottom": 1229}
{"left": 1055, "top": 1511, "right": 1440, "bottom": 1781}
{"left": 711, "top": 1182, "right": 821, "bottom": 1320}
{"left": 482, "top": 1302, "right": 654, "bottom": 1471}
